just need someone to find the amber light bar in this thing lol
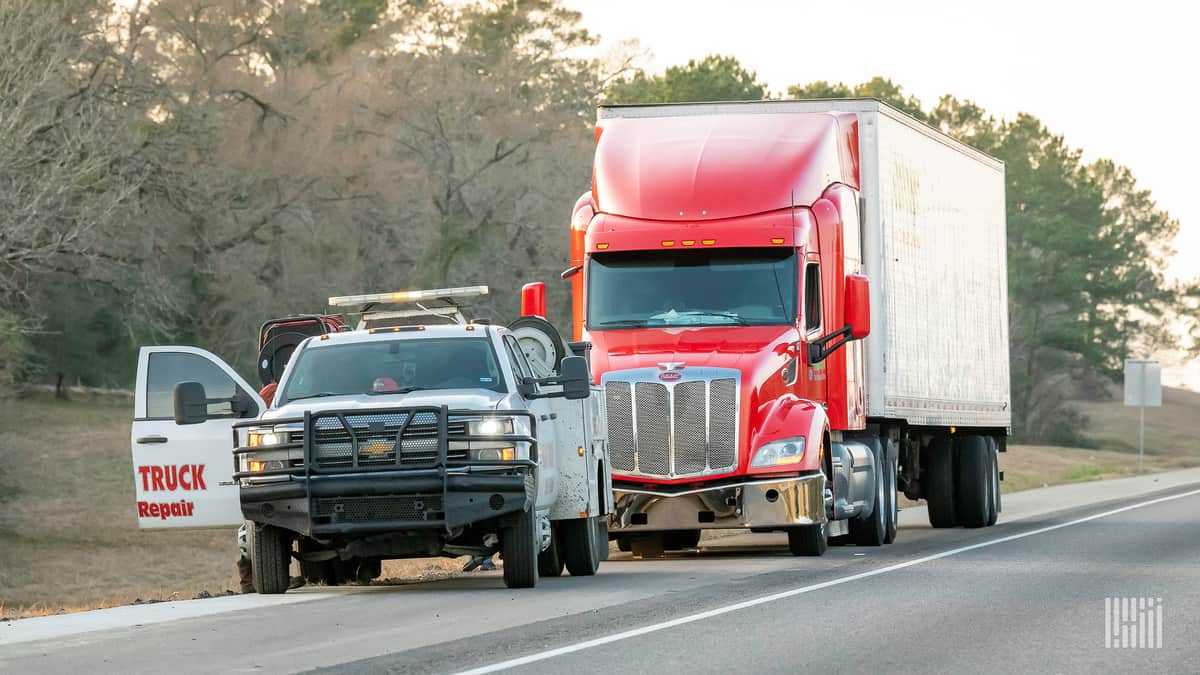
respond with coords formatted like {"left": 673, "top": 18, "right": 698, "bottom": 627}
{"left": 329, "top": 286, "right": 489, "bottom": 307}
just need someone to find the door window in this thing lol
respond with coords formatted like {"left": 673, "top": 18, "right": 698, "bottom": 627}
{"left": 803, "top": 263, "right": 822, "bottom": 333}
{"left": 145, "top": 352, "right": 249, "bottom": 419}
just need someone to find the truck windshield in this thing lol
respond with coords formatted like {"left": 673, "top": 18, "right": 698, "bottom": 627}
{"left": 587, "top": 248, "right": 798, "bottom": 329}
{"left": 277, "top": 337, "right": 505, "bottom": 404}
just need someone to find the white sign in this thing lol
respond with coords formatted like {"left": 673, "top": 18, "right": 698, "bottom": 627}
{"left": 1124, "top": 359, "right": 1162, "bottom": 407}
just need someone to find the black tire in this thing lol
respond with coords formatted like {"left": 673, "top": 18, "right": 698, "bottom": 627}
{"left": 986, "top": 437, "right": 1000, "bottom": 527}
{"left": 560, "top": 516, "right": 601, "bottom": 576}
{"left": 925, "top": 436, "right": 957, "bottom": 528}
{"left": 787, "top": 523, "right": 828, "bottom": 556}
{"left": 883, "top": 439, "right": 899, "bottom": 544}
{"left": 502, "top": 507, "right": 540, "bottom": 589}
{"left": 251, "top": 523, "right": 291, "bottom": 595}
{"left": 538, "top": 524, "right": 565, "bottom": 577}
{"left": 299, "top": 539, "right": 337, "bottom": 586}
{"left": 662, "top": 530, "right": 702, "bottom": 550}
{"left": 616, "top": 535, "right": 632, "bottom": 552}
{"left": 354, "top": 558, "right": 382, "bottom": 585}
{"left": 850, "top": 441, "right": 887, "bottom": 546}
{"left": 955, "top": 435, "right": 991, "bottom": 528}
{"left": 629, "top": 533, "right": 665, "bottom": 558}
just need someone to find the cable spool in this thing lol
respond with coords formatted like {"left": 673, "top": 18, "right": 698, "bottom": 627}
{"left": 507, "top": 316, "right": 567, "bottom": 378}
{"left": 256, "top": 316, "right": 342, "bottom": 386}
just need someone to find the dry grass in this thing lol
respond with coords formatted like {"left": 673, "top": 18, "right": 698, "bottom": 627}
{"left": 1073, "top": 385, "right": 1200, "bottom": 455}
{"left": 999, "top": 444, "right": 1199, "bottom": 493}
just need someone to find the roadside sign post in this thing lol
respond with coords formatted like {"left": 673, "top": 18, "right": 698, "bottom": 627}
{"left": 1123, "top": 359, "right": 1162, "bottom": 472}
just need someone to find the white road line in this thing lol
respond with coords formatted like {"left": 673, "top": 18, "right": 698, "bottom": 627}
{"left": 455, "top": 487, "right": 1200, "bottom": 675}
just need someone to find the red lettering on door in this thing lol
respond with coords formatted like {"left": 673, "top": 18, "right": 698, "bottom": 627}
{"left": 137, "top": 501, "right": 150, "bottom": 517}
{"left": 136, "top": 465, "right": 208, "bottom": 491}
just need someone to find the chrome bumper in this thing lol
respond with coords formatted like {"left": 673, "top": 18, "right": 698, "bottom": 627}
{"left": 608, "top": 473, "right": 827, "bottom": 532}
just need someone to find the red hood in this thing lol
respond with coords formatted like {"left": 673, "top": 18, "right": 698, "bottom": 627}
{"left": 588, "top": 325, "right": 796, "bottom": 377}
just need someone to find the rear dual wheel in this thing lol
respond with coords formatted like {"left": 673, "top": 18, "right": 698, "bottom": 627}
{"left": 560, "top": 516, "right": 603, "bottom": 576}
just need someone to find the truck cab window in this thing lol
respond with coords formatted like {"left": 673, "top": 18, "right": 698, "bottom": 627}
{"left": 146, "top": 352, "right": 245, "bottom": 419}
{"left": 504, "top": 336, "right": 537, "bottom": 390}
{"left": 804, "top": 263, "right": 821, "bottom": 333}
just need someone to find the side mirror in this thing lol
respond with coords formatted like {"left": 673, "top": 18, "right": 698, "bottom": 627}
{"left": 173, "top": 381, "right": 209, "bottom": 425}
{"left": 845, "top": 273, "right": 871, "bottom": 340}
{"left": 808, "top": 274, "right": 872, "bottom": 364}
{"left": 559, "top": 356, "right": 591, "bottom": 400}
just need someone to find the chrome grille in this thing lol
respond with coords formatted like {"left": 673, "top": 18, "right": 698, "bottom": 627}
{"left": 708, "top": 379, "right": 737, "bottom": 468}
{"left": 603, "top": 370, "right": 740, "bottom": 479}
{"left": 309, "top": 413, "right": 467, "bottom": 467}
{"left": 673, "top": 381, "right": 707, "bottom": 474}
{"left": 634, "top": 382, "right": 671, "bottom": 475}
{"left": 606, "top": 382, "right": 636, "bottom": 472}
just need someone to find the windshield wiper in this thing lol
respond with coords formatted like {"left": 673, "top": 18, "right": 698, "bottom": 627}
{"left": 664, "top": 310, "right": 749, "bottom": 325}
{"left": 366, "top": 386, "right": 429, "bottom": 395}
{"left": 591, "top": 320, "right": 648, "bottom": 329}
{"left": 285, "top": 392, "right": 344, "bottom": 402}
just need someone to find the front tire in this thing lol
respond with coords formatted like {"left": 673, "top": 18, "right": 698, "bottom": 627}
{"left": 251, "top": 523, "right": 292, "bottom": 595}
{"left": 663, "top": 530, "right": 702, "bottom": 550}
{"left": 560, "top": 516, "right": 602, "bottom": 576}
{"left": 925, "top": 436, "right": 957, "bottom": 528}
{"left": 501, "top": 507, "right": 539, "bottom": 588}
{"left": 787, "top": 523, "right": 828, "bottom": 556}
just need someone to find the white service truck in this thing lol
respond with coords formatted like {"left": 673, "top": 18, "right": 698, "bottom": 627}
{"left": 130, "top": 286, "right": 612, "bottom": 591}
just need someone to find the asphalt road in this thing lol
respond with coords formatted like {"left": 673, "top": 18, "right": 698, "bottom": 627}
{"left": 4, "top": 469, "right": 1199, "bottom": 674}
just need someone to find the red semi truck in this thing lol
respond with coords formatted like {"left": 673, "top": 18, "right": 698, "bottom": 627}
{"left": 562, "top": 99, "right": 1010, "bottom": 555}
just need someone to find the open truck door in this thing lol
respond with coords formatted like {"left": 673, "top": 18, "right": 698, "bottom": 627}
{"left": 131, "top": 346, "right": 265, "bottom": 529}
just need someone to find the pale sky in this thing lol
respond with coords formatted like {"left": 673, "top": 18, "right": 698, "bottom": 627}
{"left": 565, "top": 0, "right": 1200, "bottom": 284}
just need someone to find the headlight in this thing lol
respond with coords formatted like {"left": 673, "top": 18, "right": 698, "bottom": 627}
{"left": 248, "top": 459, "right": 286, "bottom": 473}
{"left": 750, "top": 438, "right": 806, "bottom": 468}
{"left": 469, "top": 447, "right": 516, "bottom": 461}
{"left": 248, "top": 430, "right": 286, "bottom": 447}
{"left": 469, "top": 418, "right": 515, "bottom": 436}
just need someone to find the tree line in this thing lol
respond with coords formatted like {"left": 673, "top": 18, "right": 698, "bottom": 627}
{"left": 1, "top": 1, "right": 1193, "bottom": 443}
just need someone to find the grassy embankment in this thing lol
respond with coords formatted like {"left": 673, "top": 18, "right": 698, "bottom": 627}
{"left": 2, "top": 388, "right": 1197, "bottom": 618}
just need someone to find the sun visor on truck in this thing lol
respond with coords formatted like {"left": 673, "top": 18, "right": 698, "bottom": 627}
{"left": 257, "top": 315, "right": 345, "bottom": 386}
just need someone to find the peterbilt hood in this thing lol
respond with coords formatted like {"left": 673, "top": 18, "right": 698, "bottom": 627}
{"left": 588, "top": 325, "right": 797, "bottom": 377}
{"left": 260, "top": 389, "right": 508, "bottom": 421}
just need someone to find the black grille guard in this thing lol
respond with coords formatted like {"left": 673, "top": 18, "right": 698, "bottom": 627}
{"left": 233, "top": 405, "right": 537, "bottom": 527}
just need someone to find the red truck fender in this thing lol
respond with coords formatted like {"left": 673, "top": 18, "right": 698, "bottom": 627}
{"left": 748, "top": 395, "right": 830, "bottom": 474}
